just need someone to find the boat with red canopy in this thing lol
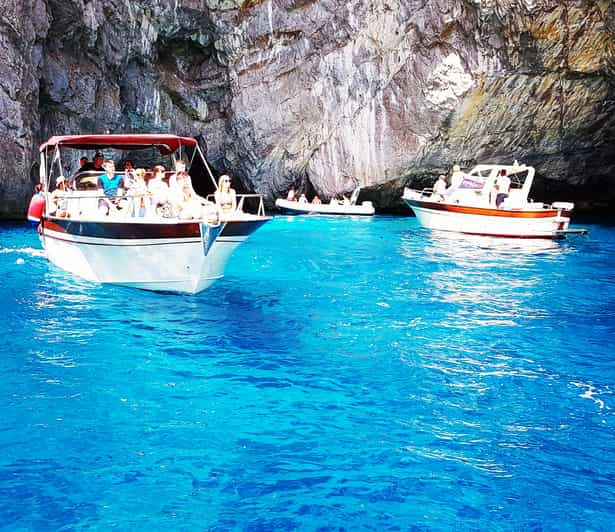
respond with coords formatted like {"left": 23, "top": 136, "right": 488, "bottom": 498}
{"left": 35, "top": 133, "right": 270, "bottom": 294}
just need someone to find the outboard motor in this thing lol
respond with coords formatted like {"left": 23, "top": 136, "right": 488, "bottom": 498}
{"left": 552, "top": 202, "right": 574, "bottom": 215}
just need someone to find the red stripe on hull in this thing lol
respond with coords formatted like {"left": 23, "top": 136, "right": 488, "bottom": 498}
{"left": 44, "top": 219, "right": 68, "bottom": 233}
{"left": 42, "top": 217, "right": 200, "bottom": 239}
{"left": 405, "top": 199, "right": 561, "bottom": 218}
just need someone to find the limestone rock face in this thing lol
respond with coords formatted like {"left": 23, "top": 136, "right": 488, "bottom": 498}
{"left": 0, "top": 0, "right": 613, "bottom": 217}
{"left": 0, "top": 0, "right": 49, "bottom": 216}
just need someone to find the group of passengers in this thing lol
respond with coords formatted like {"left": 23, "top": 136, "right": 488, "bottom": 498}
{"left": 432, "top": 165, "right": 511, "bottom": 208}
{"left": 285, "top": 186, "right": 329, "bottom": 205}
{"left": 78, "top": 153, "right": 104, "bottom": 172}
{"left": 50, "top": 155, "right": 238, "bottom": 220}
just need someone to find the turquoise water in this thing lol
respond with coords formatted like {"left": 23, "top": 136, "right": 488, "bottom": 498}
{"left": 1, "top": 216, "right": 614, "bottom": 530}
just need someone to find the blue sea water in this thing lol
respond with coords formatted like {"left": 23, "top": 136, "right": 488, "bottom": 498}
{"left": 1, "top": 215, "right": 614, "bottom": 531}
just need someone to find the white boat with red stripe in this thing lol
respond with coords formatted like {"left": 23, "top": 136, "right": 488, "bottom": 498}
{"left": 36, "top": 134, "right": 270, "bottom": 294}
{"left": 402, "top": 163, "right": 587, "bottom": 239}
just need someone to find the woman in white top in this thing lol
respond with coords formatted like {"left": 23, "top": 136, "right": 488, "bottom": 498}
{"left": 433, "top": 174, "right": 447, "bottom": 201}
{"left": 147, "top": 165, "right": 169, "bottom": 205}
{"left": 49, "top": 175, "right": 69, "bottom": 217}
{"left": 129, "top": 168, "right": 150, "bottom": 217}
{"left": 171, "top": 171, "right": 204, "bottom": 219}
{"left": 168, "top": 159, "right": 187, "bottom": 190}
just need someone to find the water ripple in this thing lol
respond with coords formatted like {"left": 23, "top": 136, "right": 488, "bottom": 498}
{"left": 1, "top": 218, "right": 615, "bottom": 529}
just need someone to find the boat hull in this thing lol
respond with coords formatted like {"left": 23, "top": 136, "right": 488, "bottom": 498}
{"left": 403, "top": 198, "right": 570, "bottom": 238}
{"left": 40, "top": 217, "right": 268, "bottom": 293}
{"left": 275, "top": 198, "right": 374, "bottom": 216}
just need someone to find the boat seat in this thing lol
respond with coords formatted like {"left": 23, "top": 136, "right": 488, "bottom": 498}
{"left": 501, "top": 189, "right": 527, "bottom": 209}
{"left": 64, "top": 191, "right": 100, "bottom": 219}
{"left": 74, "top": 171, "right": 104, "bottom": 190}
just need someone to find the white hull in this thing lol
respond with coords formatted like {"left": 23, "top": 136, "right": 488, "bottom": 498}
{"left": 405, "top": 200, "right": 570, "bottom": 238}
{"left": 401, "top": 163, "right": 586, "bottom": 239}
{"left": 35, "top": 134, "right": 271, "bottom": 293}
{"left": 275, "top": 198, "right": 374, "bottom": 216}
{"left": 41, "top": 217, "right": 266, "bottom": 294}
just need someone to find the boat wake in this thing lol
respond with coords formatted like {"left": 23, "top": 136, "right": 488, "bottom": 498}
{"left": 0, "top": 246, "right": 45, "bottom": 258}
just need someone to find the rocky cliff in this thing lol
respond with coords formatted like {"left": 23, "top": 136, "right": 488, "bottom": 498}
{"left": 1, "top": 0, "right": 613, "bottom": 218}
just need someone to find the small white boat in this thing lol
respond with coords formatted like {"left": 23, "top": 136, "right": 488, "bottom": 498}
{"left": 36, "top": 134, "right": 270, "bottom": 294}
{"left": 275, "top": 188, "right": 375, "bottom": 216}
{"left": 402, "top": 163, "right": 587, "bottom": 238}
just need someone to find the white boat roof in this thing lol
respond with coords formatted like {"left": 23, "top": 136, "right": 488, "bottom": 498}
{"left": 468, "top": 163, "right": 533, "bottom": 174}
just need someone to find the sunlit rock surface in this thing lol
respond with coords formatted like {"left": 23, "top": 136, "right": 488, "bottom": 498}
{"left": 0, "top": 0, "right": 613, "bottom": 217}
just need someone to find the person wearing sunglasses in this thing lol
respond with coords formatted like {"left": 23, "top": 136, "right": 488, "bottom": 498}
{"left": 215, "top": 174, "right": 237, "bottom": 214}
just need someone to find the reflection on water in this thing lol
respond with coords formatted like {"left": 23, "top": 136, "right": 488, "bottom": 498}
{"left": 404, "top": 230, "right": 566, "bottom": 265}
{"left": 397, "top": 230, "right": 578, "bottom": 328}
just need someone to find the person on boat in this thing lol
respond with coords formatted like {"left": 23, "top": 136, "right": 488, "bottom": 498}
{"left": 312, "top": 195, "right": 322, "bottom": 204}
{"left": 450, "top": 165, "right": 465, "bottom": 188}
{"left": 97, "top": 160, "right": 126, "bottom": 214}
{"left": 49, "top": 175, "right": 70, "bottom": 218}
{"left": 148, "top": 165, "right": 172, "bottom": 215}
{"left": 494, "top": 168, "right": 511, "bottom": 208}
{"left": 27, "top": 183, "right": 46, "bottom": 224}
{"left": 78, "top": 156, "right": 89, "bottom": 172}
{"left": 128, "top": 168, "right": 150, "bottom": 217}
{"left": 299, "top": 193, "right": 308, "bottom": 203}
{"left": 123, "top": 160, "right": 134, "bottom": 180}
{"left": 168, "top": 159, "right": 191, "bottom": 190}
{"left": 215, "top": 174, "right": 237, "bottom": 214}
{"left": 443, "top": 164, "right": 465, "bottom": 200}
{"left": 433, "top": 174, "right": 447, "bottom": 201}
{"left": 170, "top": 162, "right": 209, "bottom": 206}
{"left": 172, "top": 171, "right": 210, "bottom": 220}
{"left": 81, "top": 152, "right": 104, "bottom": 172}
{"left": 123, "top": 160, "right": 137, "bottom": 191}
{"left": 286, "top": 186, "right": 296, "bottom": 201}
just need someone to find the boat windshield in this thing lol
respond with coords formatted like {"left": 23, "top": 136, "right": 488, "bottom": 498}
{"left": 508, "top": 169, "right": 530, "bottom": 189}
{"left": 458, "top": 167, "right": 531, "bottom": 191}
{"left": 458, "top": 175, "right": 486, "bottom": 190}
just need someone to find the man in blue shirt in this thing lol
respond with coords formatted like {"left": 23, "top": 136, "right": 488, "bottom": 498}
{"left": 97, "top": 160, "right": 125, "bottom": 214}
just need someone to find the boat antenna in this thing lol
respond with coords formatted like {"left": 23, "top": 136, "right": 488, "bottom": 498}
{"left": 194, "top": 135, "right": 218, "bottom": 190}
{"left": 55, "top": 146, "right": 67, "bottom": 184}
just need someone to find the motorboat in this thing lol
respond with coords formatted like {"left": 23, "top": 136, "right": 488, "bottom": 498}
{"left": 402, "top": 163, "right": 587, "bottom": 238}
{"left": 275, "top": 188, "right": 375, "bottom": 216}
{"left": 35, "top": 134, "right": 270, "bottom": 294}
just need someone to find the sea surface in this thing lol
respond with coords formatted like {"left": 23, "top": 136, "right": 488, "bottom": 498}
{"left": 1, "top": 215, "right": 614, "bottom": 531}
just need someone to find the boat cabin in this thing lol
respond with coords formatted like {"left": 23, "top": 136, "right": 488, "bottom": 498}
{"left": 447, "top": 163, "right": 539, "bottom": 210}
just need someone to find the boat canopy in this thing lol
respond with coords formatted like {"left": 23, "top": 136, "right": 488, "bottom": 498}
{"left": 40, "top": 134, "right": 197, "bottom": 155}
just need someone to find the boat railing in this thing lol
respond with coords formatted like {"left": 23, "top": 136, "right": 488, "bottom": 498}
{"left": 48, "top": 191, "right": 267, "bottom": 220}
{"left": 206, "top": 193, "right": 267, "bottom": 217}
{"left": 406, "top": 187, "right": 435, "bottom": 199}
{"left": 237, "top": 194, "right": 267, "bottom": 216}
